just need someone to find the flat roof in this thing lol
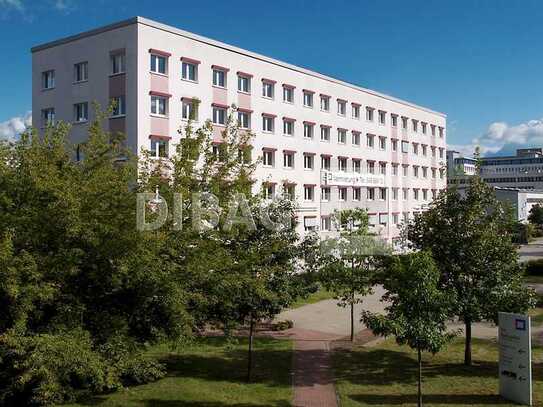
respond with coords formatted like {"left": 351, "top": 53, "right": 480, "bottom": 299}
{"left": 32, "top": 16, "right": 446, "bottom": 118}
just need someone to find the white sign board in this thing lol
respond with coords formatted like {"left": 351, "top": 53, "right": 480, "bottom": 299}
{"left": 321, "top": 170, "right": 385, "bottom": 187}
{"left": 498, "top": 312, "right": 532, "bottom": 406}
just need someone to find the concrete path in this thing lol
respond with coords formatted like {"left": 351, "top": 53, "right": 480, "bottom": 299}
{"left": 519, "top": 237, "right": 543, "bottom": 262}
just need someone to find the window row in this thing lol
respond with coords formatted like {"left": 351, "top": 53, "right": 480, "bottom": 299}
{"left": 40, "top": 96, "right": 126, "bottom": 127}
{"left": 146, "top": 50, "right": 445, "bottom": 137}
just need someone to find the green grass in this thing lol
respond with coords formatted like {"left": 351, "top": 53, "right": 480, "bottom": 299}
{"left": 525, "top": 275, "right": 543, "bottom": 284}
{"left": 289, "top": 286, "right": 335, "bottom": 309}
{"left": 531, "top": 307, "right": 543, "bottom": 327}
{"left": 333, "top": 338, "right": 543, "bottom": 407}
{"left": 66, "top": 336, "right": 292, "bottom": 407}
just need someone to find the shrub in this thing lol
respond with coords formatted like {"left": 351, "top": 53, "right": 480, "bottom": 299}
{"left": 272, "top": 320, "right": 294, "bottom": 331}
{"left": 525, "top": 259, "right": 543, "bottom": 276}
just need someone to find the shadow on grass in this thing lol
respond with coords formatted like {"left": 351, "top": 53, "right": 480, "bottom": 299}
{"left": 349, "top": 393, "right": 511, "bottom": 405}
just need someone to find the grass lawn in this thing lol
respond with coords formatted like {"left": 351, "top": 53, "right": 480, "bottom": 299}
{"left": 531, "top": 306, "right": 543, "bottom": 327}
{"left": 333, "top": 338, "right": 543, "bottom": 407}
{"left": 289, "top": 286, "right": 335, "bottom": 309}
{"left": 67, "top": 336, "right": 292, "bottom": 407}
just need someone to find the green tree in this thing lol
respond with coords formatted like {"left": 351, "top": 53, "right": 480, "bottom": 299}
{"left": 362, "top": 251, "right": 455, "bottom": 407}
{"left": 320, "top": 208, "right": 390, "bottom": 341}
{"left": 406, "top": 177, "right": 536, "bottom": 365}
{"left": 528, "top": 204, "right": 543, "bottom": 227}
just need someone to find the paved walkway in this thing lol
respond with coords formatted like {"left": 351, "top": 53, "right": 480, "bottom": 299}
{"left": 519, "top": 237, "right": 543, "bottom": 262}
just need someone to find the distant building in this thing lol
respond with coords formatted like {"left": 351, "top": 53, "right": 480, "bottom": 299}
{"left": 448, "top": 148, "right": 543, "bottom": 190}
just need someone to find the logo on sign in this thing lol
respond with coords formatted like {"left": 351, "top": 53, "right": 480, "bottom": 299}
{"left": 515, "top": 319, "right": 526, "bottom": 331}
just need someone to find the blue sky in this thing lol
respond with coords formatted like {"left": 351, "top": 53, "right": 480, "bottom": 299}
{"left": 1, "top": 0, "right": 542, "bottom": 156}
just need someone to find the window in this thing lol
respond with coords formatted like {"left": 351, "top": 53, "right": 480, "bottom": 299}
{"left": 111, "top": 53, "right": 125, "bottom": 75}
{"left": 337, "top": 100, "right": 346, "bottom": 116}
{"left": 401, "top": 140, "right": 409, "bottom": 153}
{"left": 439, "top": 127, "right": 444, "bottom": 137}
{"left": 263, "top": 116, "right": 274, "bottom": 132}
{"left": 403, "top": 212, "right": 409, "bottom": 222}
{"left": 321, "top": 156, "right": 331, "bottom": 170}
{"left": 213, "top": 69, "right": 226, "bottom": 87}
{"left": 391, "top": 139, "right": 398, "bottom": 151}
{"left": 338, "top": 157, "right": 347, "bottom": 171}
{"left": 283, "top": 119, "right": 294, "bottom": 136}
{"left": 213, "top": 107, "right": 226, "bottom": 125}
{"left": 379, "top": 188, "right": 386, "bottom": 200}
{"left": 321, "top": 187, "right": 331, "bottom": 202}
{"left": 412, "top": 119, "right": 418, "bottom": 132}
{"left": 352, "top": 132, "right": 361, "bottom": 146}
{"left": 304, "top": 154, "right": 314, "bottom": 170}
{"left": 401, "top": 116, "right": 408, "bottom": 130}
{"left": 304, "top": 123, "right": 314, "bottom": 139}
{"left": 402, "top": 165, "right": 409, "bottom": 177}
{"left": 422, "top": 144, "right": 427, "bottom": 156}
{"left": 439, "top": 148, "right": 444, "bottom": 159}
{"left": 150, "top": 138, "right": 168, "bottom": 158}
{"left": 392, "top": 188, "right": 399, "bottom": 200}
{"left": 304, "top": 186, "right": 315, "bottom": 201}
{"left": 283, "top": 86, "right": 294, "bottom": 103}
{"left": 151, "top": 96, "right": 167, "bottom": 116}
{"left": 352, "top": 104, "right": 360, "bottom": 119}
{"left": 74, "top": 62, "right": 88, "bottom": 82}
{"left": 238, "top": 75, "right": 251, "bottom": 93}
{"left": 263, "top": 183, "right": 275, "bottom": 200}
{"left": 303, "top": 91, "right": 314, "bottom": 107}
{"left": 378, "top": 110, "right": 386, "bottom": 125}
{"left": 392, "top": 163, "right": 399, "bottom": 175}
{"left": 367, "top": 134, "right": 375, "bottom": 148}
{"left": 262, "top": 81, "right": 274, "bottom": 98}
{"left": 379, "top": 136, "right": 386, "bottom": 150}
{"left": 353, "top": 159, "right": 361, "bottom": 173}
{"left": 283, "top": 152, "right": 294, "bottom": 168}
{"left": 412, "top": 143, "right": 419, "bottom": 155}
{"left": 321, "top": 216, "right": 332, "bottom": 231}
{"left": 367, "top": 187, "right": 375, "bottom": 200}
{"left": 337, "top": 129, "right": 347, "bottom": 144}
{"left": 41, "top": 108, "right": 55, "bottom": 126}
{"left": 431, "top": 124, "right": 436, "bottom": 136}
{"left": 320, "top": 95, "right": 330, "bottom": 111}
{"left": 339, "top": 188, "right": 347, "bottom": 201}
{"left": 42, "top": 70, "right": 55, "bottom": 89}
{"left": 422, "top": 122, "right": 427, "bottom": 134}
{"left": 151, "top": 54, "right": 167, "bottom": 74}
{"left": 413, "top": 166, "right": 419, "bottom": 177}
{"left": 366, "top": 107, "right": 374, "bottom": 121}
{"left": 238, "top": 111, "right": 250, "bottom": 129}
{"left": 414, "top": 189, "right": 419, "bottom": 201}
{"left": 391, "top": 114, "right": 398, "bottom": 127}
{"left": 367, "top": 161, "right": 375, "bottom": 174}
{"left": 353, "top": 187, "right": 361, "bottom": 201}
{"left": 423, "top": 189, "right": 428, "bottom": 200}
{"left": 432, "top": 168, "right": 437, "bottom": 178}
{"left": 111, "top": 96, "right": 125, "bottom": 117}
{"left": 181, "top": 61, "right": 197, "bottom": 81}
{"left": 431, "top": 146, "right": 436, "bottom": 157}
{"left": 284, "top": 184, "right": 295, "bottom": 200}
{"left": 379, "top": 162, "right": 386, "bottom": 175}
{"left": 432, "top": 189, "right": 437, "bottom": 199}
{"left": 393, "top": 213, "right": 399, "bottom": 225}
{"left": 182, "top": 99, "right": 198, "bottom": 121}
{"left": 320, "top": 126, "right": 330, "bottom": 142}
{"left": 73, "top": 102, "right": 88, "bottom": 122}
{"left": 403, "top": 188, "right": 408, "bottom": 200}
{"left": 262, "top": 150, "right": 274, "bottom": 167}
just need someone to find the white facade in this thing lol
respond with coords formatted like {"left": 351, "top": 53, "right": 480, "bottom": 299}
{"left": 32, "top": 17, "right": 447, "bottom": 242}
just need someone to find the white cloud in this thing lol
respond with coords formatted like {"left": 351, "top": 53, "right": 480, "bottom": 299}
{"left": 0, "top": 111, "right": 32, "bottom": 142}
{"left": 0, "top": 0, "right": 24, "bottom": 10}
{"left": 448, "top": 117, "right": 543, "bottom": 157}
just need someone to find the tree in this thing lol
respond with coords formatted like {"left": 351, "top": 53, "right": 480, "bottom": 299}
{"left": 528, "top": 204, "right": 543, "bottom": 227}
{"left": 320, "top": 208, "right": 390, "bottom": 341}
{"left": 406, "top": 176, "right": 536, "bottom": 365}
{"left": 362, "top": 251, "right": 455, "bottom": 407}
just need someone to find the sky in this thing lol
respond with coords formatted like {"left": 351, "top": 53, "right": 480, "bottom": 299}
{"left": 1, "top": 0, "right": 542, "bottom": 156}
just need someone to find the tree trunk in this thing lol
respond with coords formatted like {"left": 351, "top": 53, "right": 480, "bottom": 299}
{"left": 247, "top": 315, "right": 255, "bottom": 382}
{"left": 464, "top": 319, "right": 472, "bottom": 366}
{"left": 418, "top": 347, "right": 422, "bottom": 407}
{"left": 350, "top": 302, "right": 355, "bottom": 342}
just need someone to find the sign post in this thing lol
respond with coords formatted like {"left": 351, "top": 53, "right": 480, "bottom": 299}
{"left": 498, "top": 312, "right": 532, "bottom": 406}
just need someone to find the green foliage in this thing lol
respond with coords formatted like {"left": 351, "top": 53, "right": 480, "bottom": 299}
{"left": 528, "top": 204, "right": 543, "bottom": 226}
{"left": 512, "top": 221, "right": 534, "bottom": 244}
{"left": 362, "top": 252, "right": 455, "bottom": 353}
{"left": 405, "top": 177, "right": 537, "bottom": 365}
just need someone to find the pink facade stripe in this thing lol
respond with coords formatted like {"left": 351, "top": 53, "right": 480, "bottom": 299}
{"left": 262, "top": 147, "right": 277, "bottom": 151}
{"left": 283, "top": 149, "right": 297, "bottom": 153}
{"left": 262, "top": 78, "right": 277, "bottom": 84}
{"left": 303, "top": 89, "right": 315, "bottom": 94}
{"left": 262, "top": 112, "right": 277, "bottom": 118}
{"left": 149, "top": 134, "right": 171, "bottom": 140}
{"left": 303, "top": 120, "right": 316, "bottom": 125}
{"left": 211, "top": 102, "right": 229, "bottom": 109}
{"left": 237, "top": 71, "right": 253, "bottom": 78}
{"left": 237, "top": 107, "right": 253, "bottom": 113}
{"left": 282, "top": 83, "right": 295, "bottom": 89}
{"left": 283, "top": 116, "right": 296, "bottom": 122}
{"left": 149, "top": 90, "right": 172, "bottom": 98}
{"left": 180, "top": 57, "right": 201, "bottom": 64}
{"left": 211, "top": 64, "right": 229, "bottom": 71}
